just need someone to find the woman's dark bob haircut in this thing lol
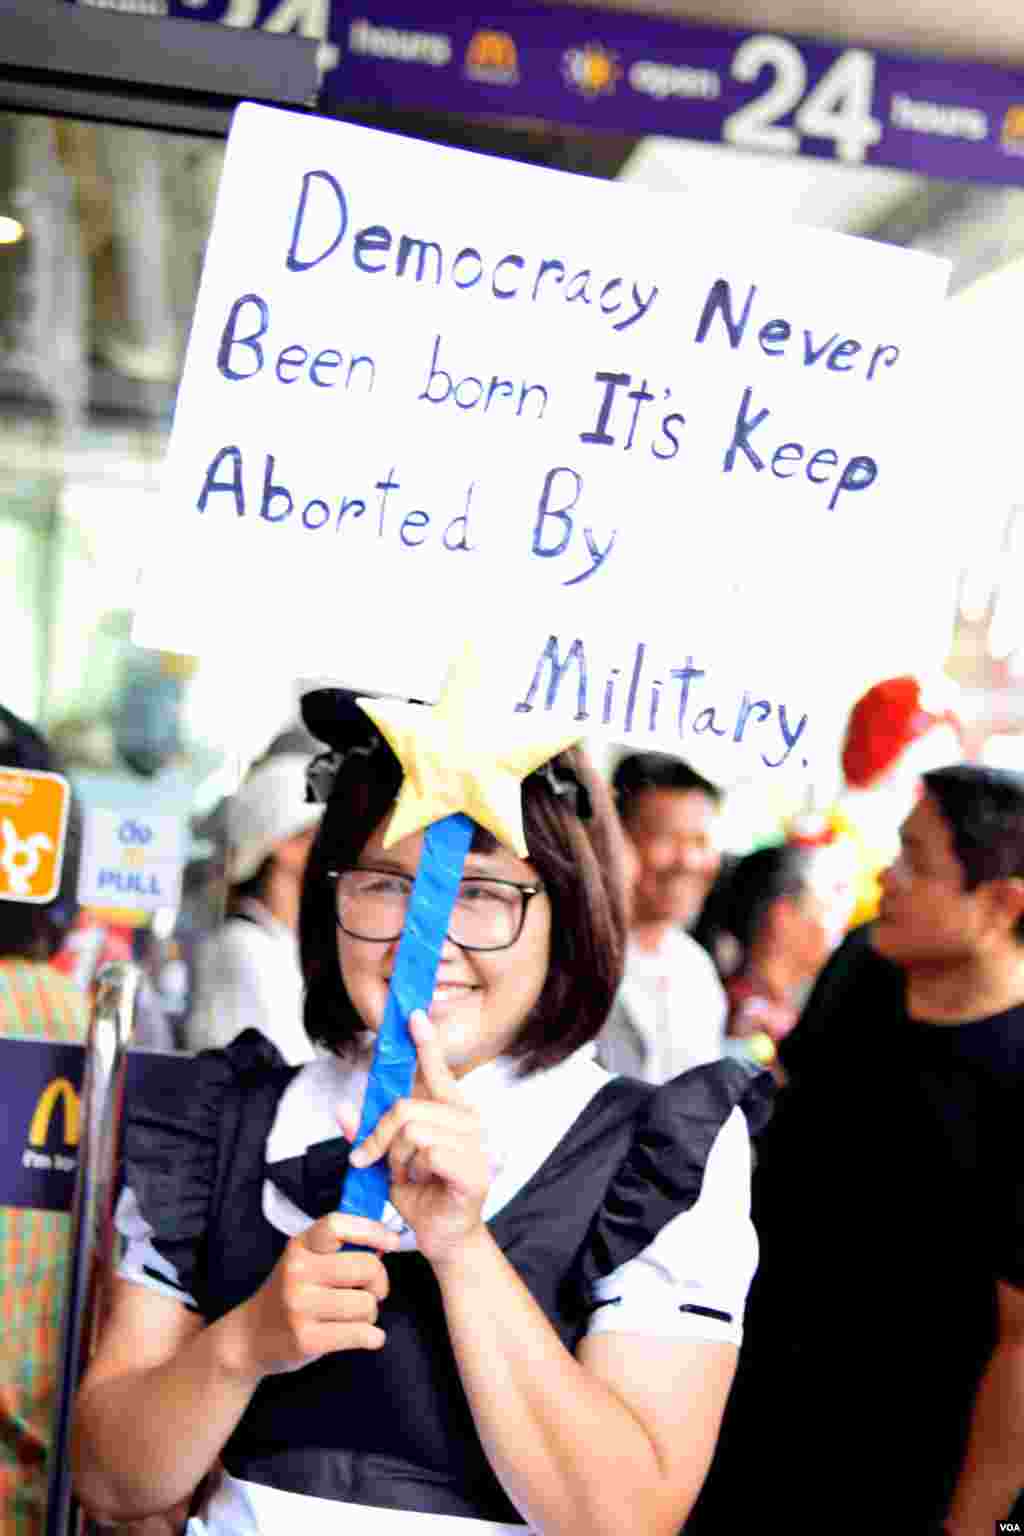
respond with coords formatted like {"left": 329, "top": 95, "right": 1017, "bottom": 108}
{"left": 299, "top": 742, "right": 627, "bottom": 1072}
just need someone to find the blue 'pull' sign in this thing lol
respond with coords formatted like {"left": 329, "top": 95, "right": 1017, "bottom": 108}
{"left": 339, "top": 812, "right": 475, "bottom": 1221}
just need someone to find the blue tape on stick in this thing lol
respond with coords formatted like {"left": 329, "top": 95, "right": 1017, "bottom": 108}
{"left": 339, "top": 812, "right": 475, "bottom": 1221}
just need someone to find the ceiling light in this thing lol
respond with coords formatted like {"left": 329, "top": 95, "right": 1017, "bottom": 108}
{"left": 0, "top": 216, "right": 25, "bottom": 244}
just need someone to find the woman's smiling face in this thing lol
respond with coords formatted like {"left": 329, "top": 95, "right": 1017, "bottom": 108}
{"left": 336, "top": 817, "right": 552, "bottom": 1078}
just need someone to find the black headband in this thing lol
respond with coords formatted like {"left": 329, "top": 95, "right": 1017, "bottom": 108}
{"left": 300, "top": 687, "right": 592, "bottom": 822}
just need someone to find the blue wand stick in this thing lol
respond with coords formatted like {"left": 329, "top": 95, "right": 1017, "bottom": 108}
{"left": 339, "top": 812, "right": 475, "bottom": 1221}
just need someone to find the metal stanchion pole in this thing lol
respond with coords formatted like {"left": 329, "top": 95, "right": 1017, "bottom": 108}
{"left": 46, "top": 960, "right": 139, "bottom": 1536}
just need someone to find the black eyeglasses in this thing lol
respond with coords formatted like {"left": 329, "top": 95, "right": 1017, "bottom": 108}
{"left": 327, "top": 867, "right": 544, "bottom": 952}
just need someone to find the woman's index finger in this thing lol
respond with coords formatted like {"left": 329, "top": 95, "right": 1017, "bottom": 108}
{"left": 410, "top": 1009, "right": 464, "bottom": 1104}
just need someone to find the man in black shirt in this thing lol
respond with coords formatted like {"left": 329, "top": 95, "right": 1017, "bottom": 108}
{"left": 691, "top": 764, "right": 1024, "bottom": 1534}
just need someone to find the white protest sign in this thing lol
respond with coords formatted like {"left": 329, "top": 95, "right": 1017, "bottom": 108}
{"left": 133, "top": 103, "right": 954, "bottom": 781}
{"left": 78, "top": 808, "right": 185, "bottom": 916}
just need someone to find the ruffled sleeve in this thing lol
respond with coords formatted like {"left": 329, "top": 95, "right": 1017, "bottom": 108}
{"left": 116, "top": 1030, "right": 286, "bottom": 1315}
{"left": 581, "top": 1060, "right": 773, "bottom": 1347}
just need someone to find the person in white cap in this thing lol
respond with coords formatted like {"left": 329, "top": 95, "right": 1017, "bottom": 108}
{"left": 187, "top": 754, "right": 322, "bottom": 1063}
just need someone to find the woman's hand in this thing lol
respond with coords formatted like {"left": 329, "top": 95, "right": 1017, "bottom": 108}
{"left": 347, "top": 1011, "right": 492, "bottom": 1267}
{"left": 226, "top": 1213, "right": 400, "bottom": 1379}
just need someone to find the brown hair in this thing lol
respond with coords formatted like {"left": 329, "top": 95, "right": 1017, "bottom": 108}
{"left": 299, "top": 745, "right": 627, "bottom": 1071}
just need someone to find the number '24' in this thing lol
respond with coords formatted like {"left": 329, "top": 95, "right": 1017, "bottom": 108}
{"left": 723, "top": 36, "right": 883, "bottom": 164}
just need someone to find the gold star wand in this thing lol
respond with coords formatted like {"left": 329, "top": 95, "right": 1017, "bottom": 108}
{"left": 339, "top": 642, "right": 584, "bottom": 1223}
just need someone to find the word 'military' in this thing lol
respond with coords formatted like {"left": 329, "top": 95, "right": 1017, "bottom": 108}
{"left": 515, "top": 636, "right": 809, "bottom": 768}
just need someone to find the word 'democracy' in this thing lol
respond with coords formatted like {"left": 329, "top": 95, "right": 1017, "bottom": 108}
{"left": 284, "top": 168, "right": 660, "bottom": 335}
{"left": 135, "top": 104, "right": 952, "bottom": 775}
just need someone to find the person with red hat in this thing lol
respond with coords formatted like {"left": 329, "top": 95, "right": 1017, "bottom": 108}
{"left": 841, "top": 674, "right": 961, "bottom": 793}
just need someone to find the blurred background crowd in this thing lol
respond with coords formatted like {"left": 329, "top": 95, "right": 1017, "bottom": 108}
{"left": 0, "top": 653, "right": 1006, "bottom": 1077}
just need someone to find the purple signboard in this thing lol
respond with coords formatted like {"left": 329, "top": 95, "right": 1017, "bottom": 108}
{"left": 67, "top": 0, "right": 1024, "bottom": 186}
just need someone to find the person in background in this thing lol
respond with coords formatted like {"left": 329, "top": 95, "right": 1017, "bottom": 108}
{"left": 187, "top": 754, "right": 322, "bottom": 1063}
{"left": 0, "top": 705, "right": 87, "bottom": 1536}
{"left": 707, "top": 843, "right": 842, "bottom": 1076}
{"left": 689, "top": 850, "right": 739, "bottom": 964}
{"left": 692, "top": 764, "right": 1024, "bottom": 1533}
{"left": 597, "top": 752, "right": 727, "bottom": 1081}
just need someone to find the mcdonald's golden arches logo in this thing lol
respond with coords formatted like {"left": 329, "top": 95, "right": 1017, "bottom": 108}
{"left": 29, "top": 1076, "right": 81, "bottom": 1149}
{"left": 1002, "top": 105, "right": 1024, "bottom": 154}
{"left": 465, "top": 30, "right": 519, "bottom": 85}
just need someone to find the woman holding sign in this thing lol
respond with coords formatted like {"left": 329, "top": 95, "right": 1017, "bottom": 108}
{"left": 72, "top": 675, "right": 770, "bottom": 1536}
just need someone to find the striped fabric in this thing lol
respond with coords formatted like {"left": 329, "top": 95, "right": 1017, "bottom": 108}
{"left": 0, "top": 960, "right": 88, "bottom": 1536}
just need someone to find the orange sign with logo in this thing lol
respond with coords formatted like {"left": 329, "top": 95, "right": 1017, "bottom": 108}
{"left": 0, "top": 768, "right": 71, "bottom": 904}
